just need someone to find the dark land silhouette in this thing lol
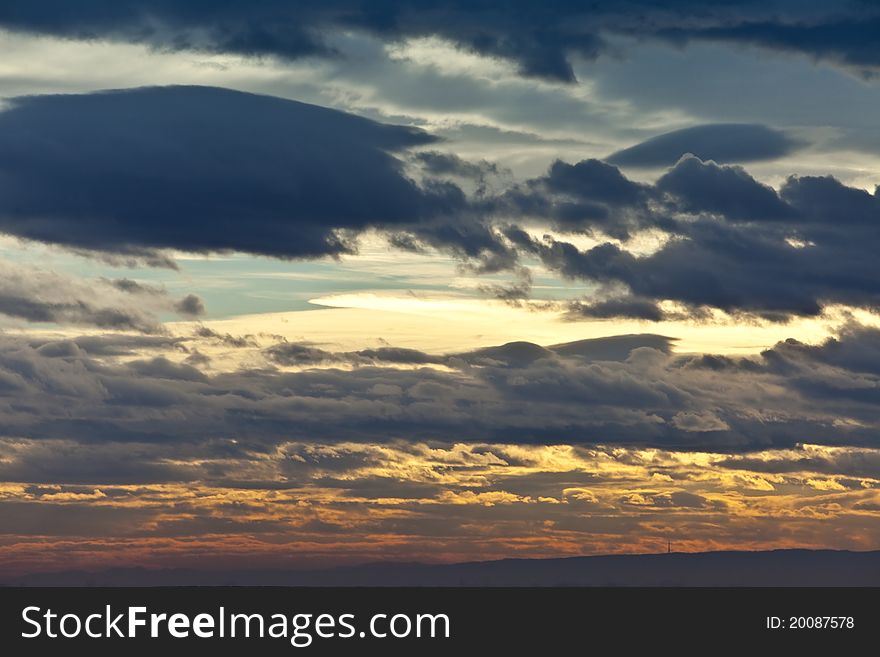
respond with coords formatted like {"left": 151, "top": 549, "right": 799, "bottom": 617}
{"left": 4, "top": 549, "right": 879, "bottom": 586}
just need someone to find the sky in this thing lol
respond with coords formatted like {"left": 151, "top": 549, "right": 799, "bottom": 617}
{"left": 2, "top": 0, "right": 880, "bottom": 577}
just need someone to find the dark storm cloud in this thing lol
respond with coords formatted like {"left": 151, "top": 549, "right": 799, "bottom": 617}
{"left": 659, "top": 14, "right": 880, "bottom": 77}
{"left": 656, "top": 155, "right": 793, "bottom": 222}
{"left": 0, "top": 2, "right": 875, "bottom": 82}
{"left": 779, "top": 175, "right": 880, "bottom": 226}
{"left": 0, "top": 1, "right": 639, "bottom": 83}
{"left": 495, "top": 158, "right": 656, "bottom": 239}
{"left": 0, "top": 85, "right": 466, "bottom": 260}
{"left": 390, "top": 215, "right": 518, "bottom": 271}
{"left": 761, "top": 323, "right": 880, "bottom": 376}
{"left": 502, "top": 155, "right": 880, "bottom": 320}
{"left": 542, "top": 159, "right": 649, "bottom": 207}
{"left": 519, "top": 226, "right": 829, "bottom": 319}
{"left": 607, "top": 124, "right": 799, "bottom": 168}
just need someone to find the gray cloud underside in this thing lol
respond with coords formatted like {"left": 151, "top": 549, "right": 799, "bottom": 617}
{"left": 1, "top": 326, "right": 880, "bottom": 486}
{"left": 0, "top": 2, "right": 876, "bottom": 82}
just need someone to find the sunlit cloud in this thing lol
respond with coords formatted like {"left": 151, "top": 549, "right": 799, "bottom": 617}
{"left": 1, "top": 440, "right": 877, "bottom": 576}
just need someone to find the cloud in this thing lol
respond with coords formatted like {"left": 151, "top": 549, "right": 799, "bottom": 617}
{"left": 1, "top": 75, "right": 879, "bottom": 326}
{"left": 567, "top": 296, "right": 667, "bottom": 322}
{"left": 4, "top": 435, "right": 880, "bottom": 575}
{"left": 519, "top": 228, "right": 822, "bottom": 319}
{"left": 193, "top": 327, "right": 259, "bottom": 349}
{"left": 671, "top": 411, "right": 730, "bottom": 433}
{"left": 266, "top": 342, "right": 447, "bottom": 367}
{"left": 173, "top": 294, "right": 206, "bottom": 317}
{"left": 543, "top": 159, "right": 649, "bottom": 207}
{"left": 4, "top": 321, "right": 880, "bottom": 569}
{"left": 607, "top": 124, "right": 799, "bottom": 168}
{"left": 35, "top": 334, "right": 186, "bottom": 357}
{"left": 501, "top": 155, "right": 880, "bottom": 320}
{"left": 496, "top": 158, "right": 655, "bottom": 239}
{"left": 414, "top": 151, "right": 502, "bottom": 182}
{"left": 1, "top": 326, "right": 880, "bottom": 456}
{"left": 265, "top": 343, "right": 338, "bottom": 367}
{"left": 656, "top": 155, "right": 794, "bottom": 221}
{"left": 1, "top": 88, "right": 875, "bottom": 323}
{"left": 718, "top": 443, "right": 880, "bottom": 480}
{"left": 0, "top": 260, "right": 203, "bottom": 332}
{"left": 0, "top": 1, "right": 614, "bottom": 83}
{"left": 660, "top": 15, "right": 880, "bottom": 78}
{"left": 762, "top": 322, "right": 880, "bottom": 376}
{"left": 1, "top": 2, "right": 878, "bottom": 84}
{"left": 0, "top": 85, "right": 465, "bottom": 260}
{"left": 780, "top": 175, "right": 880, "bottom": 226}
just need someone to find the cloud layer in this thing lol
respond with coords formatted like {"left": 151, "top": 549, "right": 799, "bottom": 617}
{"left": 0, "top": 326, "right": 879, "bottom": 455}
{"left": 2, "top": 437, "right": 878, "bottom": 576}
{"left": 1, "top": 85, "right": 878, "bottom": 322}
{"left": 1, "top": 2, "right": 878, "bottom": 82}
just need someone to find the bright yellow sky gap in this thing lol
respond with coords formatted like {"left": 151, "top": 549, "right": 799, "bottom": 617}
{"left": 191, "top": 294, "right": 879, "bottom": 356}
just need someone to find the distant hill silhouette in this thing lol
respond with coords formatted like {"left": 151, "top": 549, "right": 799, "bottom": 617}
{"left": 549, "top": 334, "right": 675, "bottom": 359}
{"left": 459, "top": 334, "right": 676, "bottom": 366}
{"left": 4, "top": 549, "right": 879, "bottom": 586}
